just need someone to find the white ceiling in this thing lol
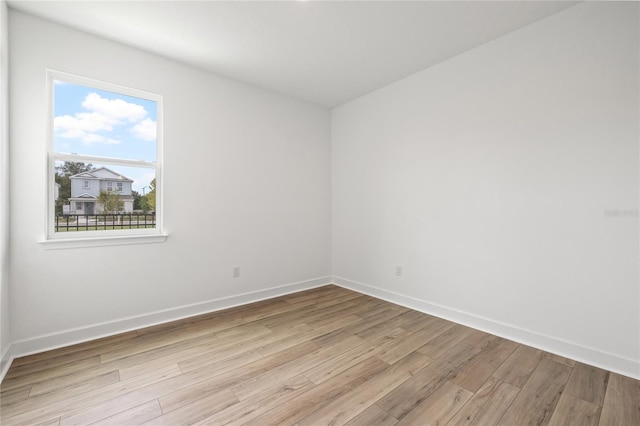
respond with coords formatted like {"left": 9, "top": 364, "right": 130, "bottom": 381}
{"left": 8, "top": 1, "right": 578, "bottom": 108}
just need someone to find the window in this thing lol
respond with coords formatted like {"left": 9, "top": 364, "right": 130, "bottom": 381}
{"left": 45, "top": 70, "right": 164, "bottom": 246}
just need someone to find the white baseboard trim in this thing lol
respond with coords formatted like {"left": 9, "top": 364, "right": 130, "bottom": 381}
{"left": 0, "top": 343, "right": 13, "bottom": 383}
{"left": 8, "top": 276, "right": 332, "bottom": 363}
{"left": 333, "top": 276, "right": 640, "bottom": 380}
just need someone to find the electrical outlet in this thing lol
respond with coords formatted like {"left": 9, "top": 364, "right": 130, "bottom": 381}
{"left": 233, "top": 266, "right": 240, "bottom": 278}
{"left": 395, "top": 265, "right": 403, "bottom": 277}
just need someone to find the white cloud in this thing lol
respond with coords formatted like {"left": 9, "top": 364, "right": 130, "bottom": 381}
{"left": 54, "top": 112, "right": 114, "bottom": 133}
{"left": 78, "top": 134, "right": 120, "bottom": 145}
{"left": 81, "top": 93, "right": 147, "bottom": 123}
{"left": 131, "top": 118, "right": 157, "bottom": 141}
{"left": 54, "top": 93, "right": 150, "bottom": 145}
{"left": 82, "top": 133, "right": 105, "bottom": 144}
{"left": 59, "top": 128, "right": 87, "bottom": 139}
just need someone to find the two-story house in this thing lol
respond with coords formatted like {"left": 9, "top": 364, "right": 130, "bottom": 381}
{"left": 69, "top": 167, "right": 134, "bottom": 214}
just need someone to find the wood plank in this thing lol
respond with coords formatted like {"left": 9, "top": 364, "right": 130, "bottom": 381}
{"left": 416, "top": 324, "right": 474, "bottom": 360}
{"left": 355, "top": 300, "right": 408, "bottom": 320}
{"left": 253, "top": 299, "right": 357, "bottom": 332}
{"left": 102, "top": 330, "right": 225, "bottom": 377}
{"left": 230, "top": 335, "right": 364, "bottom": 401}
{"left": 1, "top": 357, "right": 102, "bottom": 393}
{"left": 355, "top": 312, "right": 418, "bottom": 342}
{"left": 447, "top": 377, "right": 521, "bottom": 426}
{"left": 2, "top": 364, "right": 181, "bottom": 425}
{"left": 29, "top": 365, "right": 120, "bottom": 397}
{"left": 191, "top": 375, "right": 314, "bottom": 426}
{"left": 243, "top": 356, "right": 389, "bottom": 426}
{"left": 564, "top": 362, "right": 609, "bottom": 406}
{"left": 182, "top": 315, "right": 247, "bottom": 333}
{"left": 377, "top": 342, "right": 482, "bottom": 420}
{"left": 0, "top": 384, "right": 33, "bottom": 407}
{"left": 314, "top": 291, "right": 367, "bottom": 309}
{"left": 298, "top": 352, "right": 432, "bottom": 426}
{"left": 344, "top": 404, "right": 398, "bottom": 426}
{"left": 492, "top": 344, "right": 543, "bottom": 388}
{"left": 99, "top": 324, "right": 220, "bottom": 364}
{"left": 8, "top": 332, "right": 138, "bottom": 368}
{"left": 450, "top": 337, "right": 517, "bottom": 392}
{"left": 396, "top": 381, "right": 473, "bottom": 426}
{"left": 90, "top": 400, "right": 164, "bottom": 426}
{"left": 303, "top": 340, "right": 379, "bottom": 384}
{"left": 139, "top": 389, "right": 238, "bottom": 426}
{"left": 303, "top": 304, "right": 368, "bottom": 329}
{"left": 545, "top": 352, "right": 576, "bottom": 367}
{"left": 135, "top": 321, "right": 186, "bottom": 337}
{"left": 113, "top": 325, "right": 275, "bottom": 381}
{"left": 57, "top": 353, "right": 254, "bottom": 426}
{"left": 497, "top": 358, "right": 572, "bottom": 425}
{"left": 376, "top": 320, "right": 453, "bottom": 365}
{"left": 399, "top": 311, "right": 442, "bottom": 333}
{"left": 311, "top": 307, "right": 406, "bottom": 348}
{"left": 159, "top": 341, "right": 317, "bottom": 413}
{"left": 255, "top": 314, "right": 361, "bottom": 358}
{"left": 2, "top": 370, "right": 121, "bottom": 420}
{"left": 282, "top": 285, "right": 347, "bottom": 305}
{"left": 35, "top": 418, "right": 61, "bottom": 426}
{"left": 175, "top": 326, "right": 276, "bottom": 372}
{"left": 598, "top": 372, "right": 640, "bottom": 426}
{"left": 548, "top": 393, "right": 601, "bottom": 426}
{"left": 463, "top": 330, "right": 495, "bottom": 348}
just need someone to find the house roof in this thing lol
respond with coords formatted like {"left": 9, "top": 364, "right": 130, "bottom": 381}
{"left": 69, "top": 193, "right": 97, "bottom": 200}
{"left": 70, "top": 167, "right": 134, "bottom": 182}
{"left": 69, "top": 194, "right": 134, "bottom": 201}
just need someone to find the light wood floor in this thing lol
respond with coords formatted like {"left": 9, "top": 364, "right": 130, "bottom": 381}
{"left": 1, "top": 285, "right": 638, "bottom": 426}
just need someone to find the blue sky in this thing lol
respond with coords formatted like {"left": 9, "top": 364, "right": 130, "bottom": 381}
{"left": 54, "top": 81, "right": 157, "bottom": 193}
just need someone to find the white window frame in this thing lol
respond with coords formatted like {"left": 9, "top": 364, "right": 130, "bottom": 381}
{"left": 106, "top": 181, "right": 113, "bottom": 191}
{"left": 83, "top": 179, "right": 90, "bottom": 189}
{"left": 116, "top": 182, "right": 123, "bottom": 192}
{"left": 42, "top": 70, "right": 167, "bottom": 248}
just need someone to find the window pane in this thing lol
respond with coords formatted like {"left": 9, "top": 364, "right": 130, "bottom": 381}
{"left": 53, "top": 81, "right": 157, "bottom": 162}
{"left": 54, "top": 160, "right": 156, "bottom": 232}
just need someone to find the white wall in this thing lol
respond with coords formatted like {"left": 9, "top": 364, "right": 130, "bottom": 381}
{"left": 9, "top": 11, "right": 331, "bottom": 353}
{"left": 332, "top": 2, "right": 639, "bottom": 378}
{"left": 0, "top": 0, "right": 11, "bottom": 376}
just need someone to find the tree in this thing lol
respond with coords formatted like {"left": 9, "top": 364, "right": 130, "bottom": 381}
{"left": 139, "top": 196, "right": 151, "bottom": 213}
{"left": 97, "top": 190, "right": 123, "bottom": 214}
{"left": 132, "top": 190, "right": 142, "bottom": 210}
{"left": 54, "top": 162, "right": 93, "bottom": 215}
{"left": 56, "top": 162, "right": 94, "bottom": 176}
{"left": 146, "top": 178, "right": 156, "bottom": 212}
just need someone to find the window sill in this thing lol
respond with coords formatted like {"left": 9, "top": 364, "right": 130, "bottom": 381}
{"left": 38, "top": 233, "right": 168, "bottom": 250}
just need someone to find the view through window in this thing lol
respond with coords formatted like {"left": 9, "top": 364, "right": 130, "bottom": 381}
{"left": 48, "top": 72, "right": 161, "bottom": 236}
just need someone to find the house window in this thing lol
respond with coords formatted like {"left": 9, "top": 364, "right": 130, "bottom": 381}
{"left": 47, "top": 70, "right": 163, "bottom": 243}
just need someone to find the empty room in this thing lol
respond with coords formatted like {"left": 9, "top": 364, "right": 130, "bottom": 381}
{"left": 0, "top": 1, "right": 638, "bottom": 425}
